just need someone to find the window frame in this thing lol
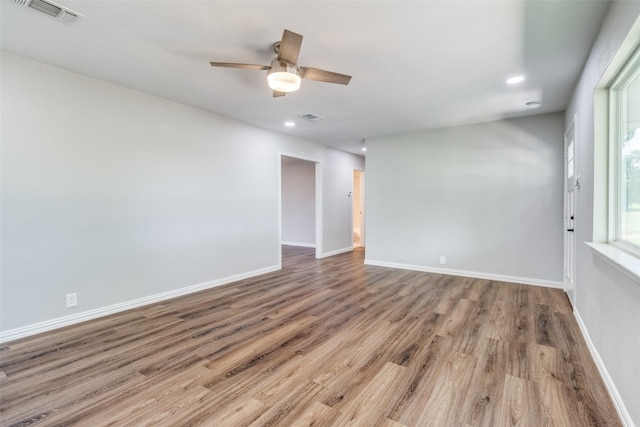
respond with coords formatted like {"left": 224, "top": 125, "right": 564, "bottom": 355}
{"left": 608, "top": 45, "right": 640, "bottom": 257}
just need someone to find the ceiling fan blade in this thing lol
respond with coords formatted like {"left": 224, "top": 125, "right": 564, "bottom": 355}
{"left": 278, "top": 29, "right": 303, "bottom": 64}
{"left": 273, "top": 90, "right": 286, "bottom": 98}
{"left": 210, "top": 62, "right": 270, "bottom": 71}
{"left": 300, "top": 67, "right": 352, "bottom": 85}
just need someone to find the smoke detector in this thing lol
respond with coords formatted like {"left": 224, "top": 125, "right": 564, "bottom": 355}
{"left": 13, "top": 0, "right": 83, "bottom": 24}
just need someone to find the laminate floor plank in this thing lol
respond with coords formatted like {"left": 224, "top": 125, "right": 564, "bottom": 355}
{"left": 414, "top": 350, "right": 478, "bottom": 426}
{"left": 197, "top": 395, "right": 265, "bottom": 427}
{"left": 537, "top": 370, "right": 576, "bottom": 426}
{"left": 458, "top": 337, "right": 507, "bottom": 427}
{"left": 388, "top": 334, "right": 458, "bottom": 426}
{"left": 332, "top": 362, "right": 408, "bottom": 426}
{"left": 496, "top": 374, "right": 543, "bottom": 426}
{"left": 2, "top": 323, "right": 192, "bottom": 412}
{"left": 0, "top": 246, "right": 622, "bottom": 426}
{"left": 289, "top": 401, "right": 339, "bottom": 427}
{"left": 248, "top": 380, "right": 325, "bottom": 427}
{"left": 75, "top": 364, "right": 214, "bottom": 427}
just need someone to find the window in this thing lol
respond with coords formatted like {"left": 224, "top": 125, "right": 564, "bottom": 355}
{"left": 587, "top": 24, "right": 640, "bottom": 284}
{"left": 610, "top": 46, "right": 640, "bottom": 254}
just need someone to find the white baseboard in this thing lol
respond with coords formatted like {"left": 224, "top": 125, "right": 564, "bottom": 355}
{"left": 363, "top": 259, "right": 564, "bottom": 289}
{"left": 0, "top": 264, "right": 281, "bottom": 344}
{"left": 281, "top": 241, "right": 316, "bottom": 248}
{"left": 319, "top": 246, "right": 353, "bottom": 258}
{"left": 573, "top": 309, "right": 635, "bottom": 427}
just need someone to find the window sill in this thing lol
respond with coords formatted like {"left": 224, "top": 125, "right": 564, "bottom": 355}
{"left": 586, "top": 242, "right": 640, "bottom": 284}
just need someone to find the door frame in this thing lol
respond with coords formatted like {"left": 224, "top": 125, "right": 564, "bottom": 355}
{"left": 279, "top": 152, "right": 323, "bottom": 262}
{"left": 564, "top": 114, "right": 578, "bottom": 303}
{"left": 352, "top": 168, "right": 365, "bottom": 248}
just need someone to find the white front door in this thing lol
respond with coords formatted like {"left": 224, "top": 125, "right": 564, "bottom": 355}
{"left": 564, "top": 117, "right": 578, "bottom": 302}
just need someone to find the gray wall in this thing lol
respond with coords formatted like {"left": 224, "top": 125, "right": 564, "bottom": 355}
{"left": 281, "top": 158, "right": 315, "bottom": 246}
{"left": 365, "top": 113, "right": 564, "bottom": 284}
{"left": 0, "top": 53, "right": 364, "bottom": 336}
{"left": 566, "top": 2, "right": 640, "bottom": 424}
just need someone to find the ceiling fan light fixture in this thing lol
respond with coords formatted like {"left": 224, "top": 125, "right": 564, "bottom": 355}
{"left": 267, "top": 59, "right": 301, "bottom": 92}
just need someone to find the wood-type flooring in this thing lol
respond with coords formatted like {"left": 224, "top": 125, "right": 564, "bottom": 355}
{"left": 0, "top": 246, "right": 622, "bottom": 426}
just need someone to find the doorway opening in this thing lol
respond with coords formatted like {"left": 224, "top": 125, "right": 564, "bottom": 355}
{"left": 353, "top": 169, "right": 365, "bottom": 248}
{"left": 280, "top": 154, "right": 322, "bottom": 260}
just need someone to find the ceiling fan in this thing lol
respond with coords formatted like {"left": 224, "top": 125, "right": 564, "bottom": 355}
{"left": 210, "top": 29, "right": 352, "bottom": 97}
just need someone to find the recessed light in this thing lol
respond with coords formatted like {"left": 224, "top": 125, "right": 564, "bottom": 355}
{"left": 362, "top": 147, "right": 367, "bottom": 152}
{"left": 526, "top": 101, "right": 541, "bottom": 108}
{"left": 507, "top": 75, "right": 525, "bottom": 85}
{"left": 284, "top": 121, "right": 295, "bottom": 127}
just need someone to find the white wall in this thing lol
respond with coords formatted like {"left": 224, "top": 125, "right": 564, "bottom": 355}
{"left": 365, "top": 113, "right": 564, "bottom": 285}
{"left": 322, "top": 149, "right": 361, "bottom": 254}
{"left": 281, "top": 158, "right": 315, "bottom": 246}
{"left": 0, "top": 53, "right": 364, "bottom": 337}
{"left": 566, "top": 2, "right": 640, "bottom": 425}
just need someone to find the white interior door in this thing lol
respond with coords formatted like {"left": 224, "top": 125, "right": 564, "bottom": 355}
{"left": 564, "top": 117, "right": 577, "bottom": 302}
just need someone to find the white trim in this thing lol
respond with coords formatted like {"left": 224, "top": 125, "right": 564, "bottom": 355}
{"left": 319, "top": 246, "right": 353, "bottom": 258}
{"left": 0, "top": 264, "right": 280, "bottom": 343}
{"left": 280, "top": 151, "right": 322, "bottom": 164}
{"left": 587, "top": 242, "right": 640, "bottom": 284}
{"left": 363, "top": 259, "right": 564, "bottom": 289}
{"left": 351, "top": 167, "right": 365, "bottom": 249}
{"left": 563, "top": 113, "right": 578, "bottom": 304}
{"left": 607, "top": 45, "right": 640, "bottom": 253}
{"left": 315, "top": 162, "right": 323, "bottom": 259}
{"left": 281, "top": 241, "right": 316, "bottom": 248}
{"left": 573, "top": 308, "right": 636, "bottom": 427}
{"left": 277, "top": 153, "right": 283, "bottom": 268}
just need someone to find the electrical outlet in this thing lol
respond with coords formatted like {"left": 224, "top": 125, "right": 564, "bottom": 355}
{"left": 66, "top": 293, "right": 77, "bottom": 308}
{"left": 439, "top": 256, "right": 446, "bottom": 265}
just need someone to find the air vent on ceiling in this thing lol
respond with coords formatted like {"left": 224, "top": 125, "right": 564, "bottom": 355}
{"left": 299, "top": 113, "right": 325, "bottom": 122}
{"left": 13, "top": 0, "right": 83, "bottom": 24}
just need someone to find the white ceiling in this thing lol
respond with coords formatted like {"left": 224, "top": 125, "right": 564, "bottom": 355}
{"left": 1, "top": 0, "right": 610, "bottom": 155}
